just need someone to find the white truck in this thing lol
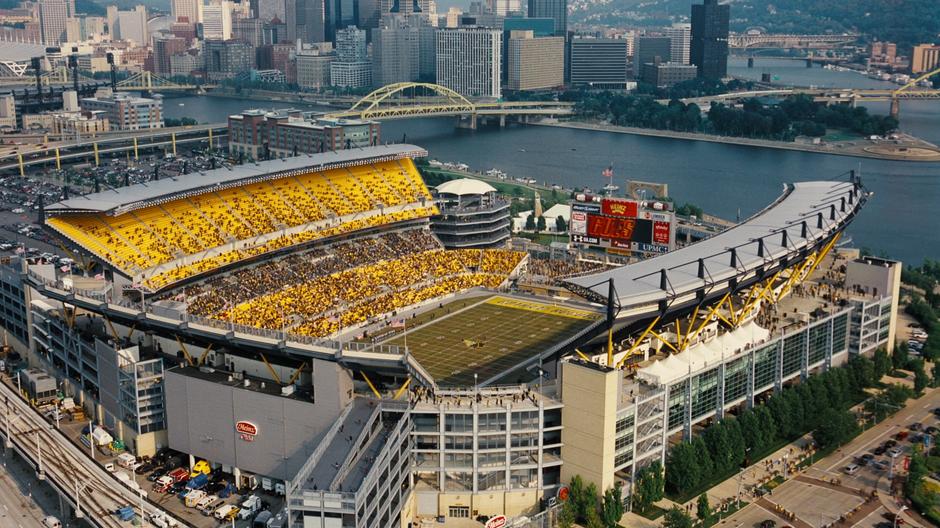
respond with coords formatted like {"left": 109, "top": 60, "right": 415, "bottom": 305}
{"left": 239, "top": 495, "right": 262, "bottom": 519}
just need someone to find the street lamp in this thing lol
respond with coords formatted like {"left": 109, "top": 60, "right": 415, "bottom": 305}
{"left": 893, "top": 506, "right": 907, "bottom": 528}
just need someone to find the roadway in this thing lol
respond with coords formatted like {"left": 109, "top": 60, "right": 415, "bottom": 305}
{"left": 0, "top": 125, "right": 227, "bottom": 171}
{"left": 0, "top": 374, "right": 179, "bottom": 527}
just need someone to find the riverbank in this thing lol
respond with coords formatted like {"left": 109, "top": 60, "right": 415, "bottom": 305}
{"left": 533, "top": 121, "right": 940, "bottom": 162}
{"left": 206, "top": 88, "right": 354, "bottom": 108}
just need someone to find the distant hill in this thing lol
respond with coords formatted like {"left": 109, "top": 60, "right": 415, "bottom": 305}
{"left": 570, "top": 0, "right": 940, "bottom": 51}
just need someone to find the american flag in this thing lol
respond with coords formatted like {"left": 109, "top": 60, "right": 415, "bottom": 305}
{"left": 602, "top": 165, "right": 614, "bottom": 178}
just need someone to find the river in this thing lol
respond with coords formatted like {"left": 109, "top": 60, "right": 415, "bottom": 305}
{"left": 161, "top": 58, "right": 940, "bottom": 265}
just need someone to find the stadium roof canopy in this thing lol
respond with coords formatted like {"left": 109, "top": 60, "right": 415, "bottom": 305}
{"left": 436, "top": 178, "right": 497, "bottom": 196}
{"left": 0, "top": 41, "right": 46, "bottom": 63}
{"left": 565, "top": 180, "right": 863, "bottom": 310}
{"left": 46, "top": 144, "right": 428, "bottom": 215}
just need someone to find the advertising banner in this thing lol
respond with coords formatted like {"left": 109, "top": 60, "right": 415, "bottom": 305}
{"left": 601, "top": 198, "right": 638, "bottom": 218}
{"left": 653, "top": 221, "right": 671, "bottom": 244}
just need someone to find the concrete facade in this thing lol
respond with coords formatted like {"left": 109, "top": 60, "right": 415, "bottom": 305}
{"left": 164, "top": 359, "right": 352, "bottom": 481}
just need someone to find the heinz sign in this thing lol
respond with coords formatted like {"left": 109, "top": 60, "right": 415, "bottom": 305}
{"left": 236, "top": 421, "right": 259, "bottom": 442}
{"left": 485, "top": 516, "right": 507, "bottom": 528}
{"left": 601, "top": 198, "right": 638, "bottom": 218}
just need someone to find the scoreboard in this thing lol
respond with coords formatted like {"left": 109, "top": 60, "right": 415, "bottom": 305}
{"left": 569, "top": 195, "right": 675, "bottom": 255}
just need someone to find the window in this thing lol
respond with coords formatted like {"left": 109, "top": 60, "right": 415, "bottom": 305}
{"left": 449, "top": 506, "right": 470, "bottom": 518}
{"left": 445, "top": 414, "right": 473, "bottom": 433}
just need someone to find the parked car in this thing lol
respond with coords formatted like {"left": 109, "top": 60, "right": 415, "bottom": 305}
{"left": 888, "top": 446, "right": 904, "bottom": 458}
{"left": 844, "top": 464, "right": 860, "bottom": 475}
{"left": 910, "top": 423, "right": 923, "bottom": 431}
{"left": 873, "top": 445, "right": 887, "bottom": 456}
{"left": 859, "top": 453, "right": 875, "bottom": 465}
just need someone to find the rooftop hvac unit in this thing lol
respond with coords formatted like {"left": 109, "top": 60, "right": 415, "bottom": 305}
{"left": 281, "top": 385, "right": 295, "bottom": 397}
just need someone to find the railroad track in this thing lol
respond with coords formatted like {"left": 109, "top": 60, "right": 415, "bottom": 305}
{"left": 0, "top": 379, "right": 180, "bottom": 527}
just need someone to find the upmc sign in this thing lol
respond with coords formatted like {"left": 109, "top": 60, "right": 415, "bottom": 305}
{"left": 236, "top": 421, "right": 259, "bottom": 442}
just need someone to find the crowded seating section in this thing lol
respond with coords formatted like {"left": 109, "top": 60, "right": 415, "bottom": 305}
{"left": 179, "top": 229, "right": 525, "bottom": 338}
{"left": 45, "top": 159, "right": 436, "bottom": 286}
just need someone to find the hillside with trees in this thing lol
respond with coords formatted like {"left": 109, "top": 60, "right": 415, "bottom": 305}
{"left": 570, "top": 0, "right": 940, "bottom": 51}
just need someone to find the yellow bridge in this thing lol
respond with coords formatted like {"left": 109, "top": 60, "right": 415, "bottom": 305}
{"left": 324, "top": 82, "right": 574, "bottom": 126}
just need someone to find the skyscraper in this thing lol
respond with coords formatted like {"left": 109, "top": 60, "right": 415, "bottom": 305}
{"left": 507, "top": 30, "right": 564, "bottom": 91}
{"left": 664, "top": 23, "right": 691, "bottom": 65}
{"left": 635, "top": 36, "right": 671, "bottom": 66}
{"left": 527, "top": 0, "right": 565, "bottom": 36}
{"left": 331, "top": 26, "right": 371, "bottom": 87}
{"left": 287, "top": 0, "right": 326, "bottom": 44}
{"left": 39, "top": 0, "right": 69, "bottom": 45}
{"left": 436, "top": 27, "right": 501, "bottom": 98}
{"left": 202, "top": 1, "right": 234, "bottom": 41}
{"left": 690, "top": 0, "right": 729, "bottom": 79}
{"left": 371, "top": 16, "right": 423, "bottom": 86}
{"left": 257, "top": 0, "right": 285, "bottom": 22}
{"left": 171, "top": 0, "right": 202, "bottom": 25}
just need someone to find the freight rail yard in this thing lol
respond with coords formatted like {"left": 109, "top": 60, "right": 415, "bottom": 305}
{"left": 0, "top": 142, "right": 901, "bottom": 528}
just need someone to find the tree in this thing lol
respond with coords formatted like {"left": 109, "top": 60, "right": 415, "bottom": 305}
{"left": 905, "top": 447, "right": 928, "bottom": 497}
{"left": 555, "top": 215, "right": 567, "bottom": 232}
{"left": 893, "top": 341, "right": 910, "bottom": 370}
{"left": 524, "top": 214, "right": 535, "bottom": 231}
{"left": 696, "top": 493, "right": 712, "bottom": 526}
{"left": 703, "top": 422, "right": 734, "bottom": 473}
{"left": 633, "top": 461, "right": 664, "bottom": 513}
{"left": 692, "top": 436, "right": 715, "bottom": 486}
{"left": 662, "top": 507, "right": 694, "bottom": 528}
{"left": 767, "top": 394, "right": 796, "bottom": 440}
{"left": 914, "top": 360, "right": 929, "bottom": 395}
{"left": 873, "top": 347, "right": 892, "bottom": 381}
{"left": 558, "top": 500, "right": 576, "bottom": 528}
{"left": 932, "top": 361, "right": 940, "bottom": 388}
{"left": 813, "top": 408, "right": 859, "bottom": 450}
{"left": 665, "top": 442, "right": 701, "bottom": 495}
{"left": 536, "top": 215, "right": 547, "bottom": 232}
{"left": 601, "top": 485, "right": 625, "bottom": 528}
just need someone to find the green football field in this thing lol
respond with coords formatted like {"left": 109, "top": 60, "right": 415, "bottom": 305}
{"left": 383, "top": 296, "right": 601, "bottom": 387}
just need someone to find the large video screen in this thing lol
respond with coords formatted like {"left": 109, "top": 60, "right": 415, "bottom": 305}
{"left": 570, "top": 197, "right": 674, "bottom": 254}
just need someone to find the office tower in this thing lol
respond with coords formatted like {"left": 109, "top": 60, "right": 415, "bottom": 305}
{"left": 202, "top": 1, "right": 233, "bottom": 40}
{"left": 635, "top": 36, "right": 671, "bottom": 66}
{"left": 639, "top": 60, "right": 697, "bottom": 87}
{"left": 287, "top": 0, "right": 326, "bottom": 44}
{"left": 501, "top": 16, "right": 553, "bottom": 84}
{"left": 233, "top": 16, "right": 264, "bottom": 46}
{"left": 690, "top": 0, "right": 729, "bottom": 79}
{"left": 154, "top": 36, "right": 189, "bottom": 75}
{"left": 569, "top": 37, "right": 628, "bottom": 88}
{"left": 486, "top": 0, "right": 520, "bottom": 16}
{"left": 257, "top": 0, "right": 285, "bottom": 21}
{"left": 436, "top": 27, "right": 501, "bottom": 98}
{"left": 112, "top": 5, "right": 148, "bottom": 44}
{"left": 507, "top": 30, "right": 563, "bottom": 91}
{"left": 911, "top": 44, "right": 940, "bottom": 74}
{"left": 380, "top": 0, "right": 430, "bottom": 18}
{"left": 331, "top": 26, "right": 371, "bottom": 87}
{"left": 39, "top": 0, "right": 69, "bottom": 44}
{"left": 664, "top": 23, "right": 691, "bottom": 65}
{"left": 527, "top": 0, "right": 565, "bottom": 36}
{"left": 296, "top": 43, "right": 334, "bottom": 88}
{"left": 204, "top": 39, "right": 254, "bottom": 79}
{"left": 172, "top": 0, "right": 202, "bottom": 25}
{"left": 371, "top": 16, "right": 420, "bottom": 85}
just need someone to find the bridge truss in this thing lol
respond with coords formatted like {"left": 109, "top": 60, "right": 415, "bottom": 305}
{"left": 329, "top": 82, "right": 476, "bottom": 120}
{"left": 116, "top": 71, "right": 206, "bottom": 91}
{"left": 729, "top": 33, "right": 859, "bottom": 49}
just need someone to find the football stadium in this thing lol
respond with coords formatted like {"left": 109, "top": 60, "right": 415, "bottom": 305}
{"left": 0, "top": 143, "right": 902, "bottom": 528}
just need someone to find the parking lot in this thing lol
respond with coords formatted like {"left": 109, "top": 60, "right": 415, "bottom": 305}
{"left": 41, "top": 407, "right": 284, "bottom": 527}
